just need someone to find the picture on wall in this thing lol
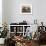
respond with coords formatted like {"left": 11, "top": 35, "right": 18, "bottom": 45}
{"left": 20, "top": 4, "right": 32, "bottom": 14}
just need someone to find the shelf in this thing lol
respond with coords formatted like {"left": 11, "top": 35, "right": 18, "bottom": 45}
{"left": 16, "top": 32, "right": 23, "bottom": 33}
{"left": 10, "top": 32, "right": 15, "bottom": 33}
{"left": 10, "top": 32, "right": 23, "bottom": 34}
{"left": 9, "top": 25, "right": 31, "bottom": 36}
{"left": 9, "top": 25, "right": 31, "bottom": 26}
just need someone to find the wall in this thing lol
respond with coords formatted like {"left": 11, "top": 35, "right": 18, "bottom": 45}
{"left": 34, "top": 0, "right": 46, "bottom": 26}
{"left": 6, "top": 0, "right": 33, "bottom": 25}
{"left": 38, "top": 0, "right": 46, "bottom": 26}
{"left": 2, "top": 0, "right": 8, "bottom": 24}
{"left": 0, "top": 0, "right": 2, "bottom": 27}
{"left": 2, "top": 0, "right": 46, "bottom": 25}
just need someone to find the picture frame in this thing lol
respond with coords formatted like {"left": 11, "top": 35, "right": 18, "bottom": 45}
{"left": 20, "top": 4, "right": 32, "bottom": 14}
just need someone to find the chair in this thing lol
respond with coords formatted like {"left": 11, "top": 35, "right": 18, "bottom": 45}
{"left": 38, "top": 26, "right": 46, "bottom": 45}
{"left": 5, "top": 38, "right": 15, "bottom": 46}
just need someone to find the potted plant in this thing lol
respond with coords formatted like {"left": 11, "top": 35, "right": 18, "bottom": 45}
{"left": 0, "top": 23, "right": 9, "bottom": 44}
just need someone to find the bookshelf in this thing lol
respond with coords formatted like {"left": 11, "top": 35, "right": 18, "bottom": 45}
{"left": 9, "top": 25, "right": 30, "bottom": 37}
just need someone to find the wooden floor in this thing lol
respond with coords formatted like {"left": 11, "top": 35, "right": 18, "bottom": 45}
{"left": 0, "top": 44, "right": 4, "bottom": 46}
{"left": 40, "top": 45, "right": 46, "bottom": 46}
{"left": 0, "top": 44, "right": 46, "bottom": 46}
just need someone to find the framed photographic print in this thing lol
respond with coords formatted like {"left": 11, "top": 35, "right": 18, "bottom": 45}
{"left": 20, "top": 4, "right": 32, "bottom": 14}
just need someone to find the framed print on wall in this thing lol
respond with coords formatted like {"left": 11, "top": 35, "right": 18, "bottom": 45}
{"left": 20, "top": 4, "right": 32, "bottom": 14}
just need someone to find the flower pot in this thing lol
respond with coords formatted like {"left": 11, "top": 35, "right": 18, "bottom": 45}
{"left": 0, "top": 38, "right": 5, "bottom": 44}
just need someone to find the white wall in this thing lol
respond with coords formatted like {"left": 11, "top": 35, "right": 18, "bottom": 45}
{"left": 0, "top": 0, "right": 2, "bottom": 27}
{"left": 7, "top": 0, "right": 33, "bottom": 25}
{"left": 2, "top": 0, "right": 46, "bottom": 26}
{"left": 33, "top": 0, "right": 46, "bottom": 26}
{"left": 38, "top": 0, "right": 46, "bottom": 25}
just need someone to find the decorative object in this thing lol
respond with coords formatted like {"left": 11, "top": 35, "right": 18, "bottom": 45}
{"left": 0, "top": 38, "right": 5, "bottom": 44}
{"left": 26, "top": 27, "right": 32, "bottom": 40}
{"left": 0, "top": 22, "right": 9, "bottom": 44}
{"left": 0, "top": 23, "right": 9, "bottom": 38}
{"left": 34, "top": 19, "right": 37, "bottom": 24}
{"left": 20, "top": 4, "right": 32, "bottom": 14}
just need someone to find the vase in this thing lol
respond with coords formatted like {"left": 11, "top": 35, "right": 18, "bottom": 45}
{"left": 0, "top": 38, "right": 5, "bottom": 44}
